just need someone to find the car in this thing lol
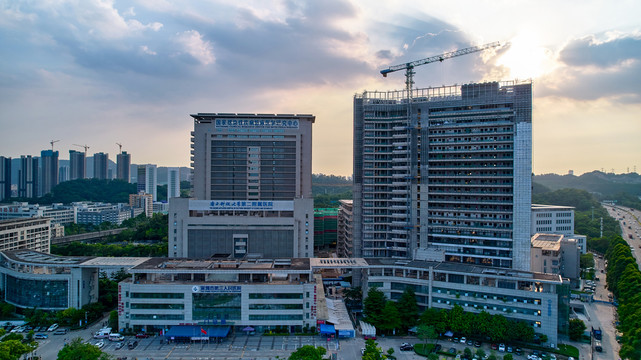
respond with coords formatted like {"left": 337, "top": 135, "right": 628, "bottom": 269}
{"left": 47, "top": 323, "right": 59, "bottom": 332}
{"left": 498, "top": 343, "right": 506, "bottom": 352}
{"left": 453, "top": 337, "right": 459, "bottom": 343}
{"left": 460, "top": 336, "right": 467, "bottom": 344}
{"left": 507, "top": 346, "right": 513, "bottom": 353}
{"left": 400, "top": 344, "right": 413, "bottom": 351}
{"left": 135, "top": 333, "right": 150, "bottom": 338}
{"left": 467, "top": 339, "right": 473, "bottom": 346}
{"left": 34, "top": 333, "right": 48, "bottom": 339}
{"left": 515, "top": 347, "right": 523, "bottom": 355}
{"left": 364, "top": 335, "right": 377, "bottom": 340}
{"left": 491, "top": 343, "right": 498, "bottom": 350}
{"left": 128, "top": 340, "right": 138, "bottom": 349}
{"left": 549, "top": 354, "right": 557, "bottom": 360}
{"left": 532, "top": 350, "right": 540, "bottom": 356}
{"left": 95, "top": 341, "right": 105, "bottom": 349}
{"left": 115, "top": 342, "right": 125, "bottom": 350}
{"left": 24, "top": 326, "right": 33, "bottom": 331}
{"left": 361, "top": 348, "right": 366, "bottom": 355}
{"left": 474, "top": 340, "right": 482, "bottom": 347}
{"left": 448, "top": 347, "right": 457, "bottom": 354}
{"left": 53, "top": 328, "right": 68, "bottom": 335}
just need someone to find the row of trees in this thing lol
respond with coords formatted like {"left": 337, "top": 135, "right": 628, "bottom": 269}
{"left": 605, "top": 235, "right": 641, "bottom": 360}
{"left": 0, "top": 330, "right": 38, "bottom": 360}
{"left": 363, "top": 287, "right": 536, "bottom": 343}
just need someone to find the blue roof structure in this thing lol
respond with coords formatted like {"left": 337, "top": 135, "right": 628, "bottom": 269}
{"left": 164, "top": 325, "right": 231, "bottom": 338}
{"left": 320, "top": 324, "right": 335, "bottom": 335}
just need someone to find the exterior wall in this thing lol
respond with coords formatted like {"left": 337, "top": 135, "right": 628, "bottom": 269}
{"left": 0, "top": 156, "right": 11, "bottom": 201}
{"left": 40, "top": 150, "right": 59, "bottom": 196}
{"left": 353, "top": 81, "right": 533, "bottom": 268}
{"left": 117, "top": 152, "right": 131, "bottom": 182}
{"left": 531, "top": 205, "right": 575, "bottom": 236}
{"left": 0, "top": 203, "right": 75, "bottom": 225}
{"left": 170, "top": 198, "right": 313, "bottom": 259}
{"left": 365, "top": 262, "right": 560, "bottom": 345}
{"left": 93, "top": 152, "right": 109, "bottom": 180}
{"left": 560, "top": 240, "right": 580, "bottom": 279}
{"left": 130, "top": 193, "right": 153, "bottom": 217}
{"left": 137, "top": 165, "right": 158, "bottom": 201}
{"left": 0, "top": 218, "right": 51, "bottom": 253}
{"left": 337, "top": 200, "right": 354, "bottom": 258}
{"left": 69, "top": 150, "right": 86, "bottom": 180}
{"left": 18, "top": 156, "right": 38, "bottom": 199}
{"left": 167, "top": 167, "right": 181, "bottom": 199}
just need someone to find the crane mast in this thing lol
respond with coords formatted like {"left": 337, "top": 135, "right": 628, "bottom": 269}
{"left": 50, "top": 140, "right": 60, "bottom": 151}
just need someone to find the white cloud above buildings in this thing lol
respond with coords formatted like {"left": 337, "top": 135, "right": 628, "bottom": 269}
{"left": 0, "top": 0, "right": 639, "bottom": 176}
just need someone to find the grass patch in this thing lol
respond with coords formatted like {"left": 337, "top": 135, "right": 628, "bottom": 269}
{"left": 414, "top": 343, "right": 455, "bottom": 358}
{"left": 558, "top": 344, "right": 580, "bottom": 358}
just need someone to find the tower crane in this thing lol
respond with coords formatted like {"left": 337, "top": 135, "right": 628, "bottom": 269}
{"left": 116, "top": 142, "right": 123, "bottom": 154}
{"left": 50, "top": 140, "right": 60, "bottom": 151}
{"left": 73, "top": 144, "right": 90, "bottom": 156}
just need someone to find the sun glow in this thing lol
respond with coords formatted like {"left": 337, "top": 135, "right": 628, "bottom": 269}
{"left": 497, "top": 33, "right": 554, "bottom": 79}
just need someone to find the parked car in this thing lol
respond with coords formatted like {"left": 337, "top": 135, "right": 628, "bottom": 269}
{"left": 34, "top": 333, "right": 48, "bottom": 339}
{"left": 135, "top": 333, "right": 150, "bottom": 338}
{"left": 491, "top": 343, "right": 498, "bottom": 350}
{"left": 53, "top": 328, "right": 68, "bottom": 335}
{"left": 400, "top": 343, "right": 413, "bottom": 351}
{"left": 467, "top": 339, "right": 473, "bottom": 346}
{"left": 115, "top": 342, "right": 125, "bottom": 350}
{"left": 47, "top": 323, "right": 59, "bottom": 332}
{"left": 474, "top": 340, "right": 482, "bottom": 348}
{"left": 507, "top": 346, "right": 513, "bottom": 353}
{"left": 95, "top": 341, "right": 105, "bottom": 349}
{"left": 515, "top": 347, "right": 523, "bottom": 355}
{"left": 460, "top": 337, "right": 467, "bottom": 344}
{"left": 498, "top": 343, "right": 506, "bottom": 352}
{"left": 128, "top": 340, "right": 138, "bottom": 349}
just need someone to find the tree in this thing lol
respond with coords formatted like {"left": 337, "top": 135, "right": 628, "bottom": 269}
{"left": 343, "top": 286, "right": 363, "bottom": 309}
{"left": 503, "top": 354, "right": 513, "bottom": 360}
{"left": 448, "top": 305, "right": 465, "bottom": 334}
{"left": 568, "top": 319, "right": 586, "bottom": 341}
{"left": 57, "top": 338, "right": 111, "bottom": 360}
{"left": 363, "top": 287, "right": 386, "bottom": 328}
{"left": 416, "top": 324, "right": 437, "bottom": 348}
{"left": 379, "top": 302, "right": 401, "bottom": 334}
{"left": 108, "top": 310, "right": 118, "bottom": 331}
{"left": 0, "top": 340, "right": 37, "bottom": 360}
{"left": 476, "top": 348, "right": 486, "bottom": 358}
{"left": 464, "top": 347, "right": 472, "bottom": 359}
{"left": 396, "top": 287, "right": 419, "bottom": 331}
{"left": 288, "top": 345, "right": 326, "bottom": 360}
{"left": 362, "top": 339, "right": 385, "bottom": 360}
{"left": 580, "top": 253, "right": 595, "bottom": 269}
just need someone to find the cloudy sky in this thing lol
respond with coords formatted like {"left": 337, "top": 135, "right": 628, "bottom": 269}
{"left": 1, "top": 0, "right": 640, "bottom": 176}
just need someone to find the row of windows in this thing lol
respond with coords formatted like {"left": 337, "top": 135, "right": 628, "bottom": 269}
{"left": 249, "top": 314, "right": 303, "bottom": 321}
{"left": 130, "top": 303, "right": 184, "bottom": 310}
{"left": 130, "top": 314, "right": 185, "bottom": 320}
{"left": 248, "top": 304, "right": 304, "bottom": 310}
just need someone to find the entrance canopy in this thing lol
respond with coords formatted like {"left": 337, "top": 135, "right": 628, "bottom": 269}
{"left": 320, "top": 324, "right": 336, "bottom": 335}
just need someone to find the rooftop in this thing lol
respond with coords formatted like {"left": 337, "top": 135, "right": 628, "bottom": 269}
{"left": 531, "top": 204, "right": 575, "bottom": 211}
{"left": 2, "top": 250, "right": 91, "bottom": 265}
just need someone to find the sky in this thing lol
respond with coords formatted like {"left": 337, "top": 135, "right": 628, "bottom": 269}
{"left": 1, "top": 0, "right": 640, "bottom": 177}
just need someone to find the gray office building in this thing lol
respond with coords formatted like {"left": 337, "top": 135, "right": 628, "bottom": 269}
{"left": 117, "top": 151, "right": 131, "bottom": 182}
{"left": 353, "top": 81, "right": 532, "bottom": 270}
{"left": 0, "top": 156, "right": 10, "bottom": 201}
{"left": 93, "top": 152, "right": 109, "bottom": 180}
{"left": 69, "top": 150, "right": 86, "bottom": 180}
{"left": 170, "top": 113, "right": 315, "bottom": 259}
{"left": 40, "top": 150, "right": 59, "bottom": 196}
{"left": 18, "top": 155, "right": 38, "bottom": 199}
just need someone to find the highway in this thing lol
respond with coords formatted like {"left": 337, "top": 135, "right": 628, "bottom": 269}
{"left": 602, "top": 204, "right": 641, "bottom": 266}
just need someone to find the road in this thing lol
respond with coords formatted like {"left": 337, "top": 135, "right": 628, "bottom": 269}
{"left": 603, "top": 204, "right": 641, "bottom": 267}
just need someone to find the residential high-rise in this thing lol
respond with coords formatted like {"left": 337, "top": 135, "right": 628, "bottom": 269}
{"left": 18, "top": 155, "right": 38, "bottom": 198}
{"left": 137, "top": 164, "right": 157, "bottom": 201}
{"left": 0, "top": 156, "right": 11, "bottom": 201}
{"left": 353, "top": 81, "right": 532, "bottom": 270}
{"left": 167, "top": 167, "right": 180, "bottom": 199}
{"left": 93, "top": 152, "right": 109, "bottom": 180}
{"left": 59, "top": 166, "right": 69, "bottom": 183}
{"left": 40, "top": 150, "right": 59, "bottom": 196}
{"left": 129, "top": 192, "right": 153, "bottom": 217}
{"left": 117, "top": 151, "right": 131, "bottom": 182}
{"left": 69, "top": 150, "right": 86, "bottom": 180}
{"left": 170, "top": 113, "right": 315, "bottom": 259}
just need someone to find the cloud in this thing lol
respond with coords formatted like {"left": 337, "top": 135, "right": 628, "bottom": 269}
{"left": 536, "top": 33, "right": 641, "bottom": 103}
{"left": 140, "top": 45, "right": 157, "bottom": 55}
{"left": 174, "top": 30, "right": 215, "bottom": 65}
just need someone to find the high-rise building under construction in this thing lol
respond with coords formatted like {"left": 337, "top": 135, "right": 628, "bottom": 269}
{"left": 353, "top": 81, "right": 532, "bottom": 270}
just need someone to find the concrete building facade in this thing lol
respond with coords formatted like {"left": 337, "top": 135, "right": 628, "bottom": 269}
{"left": 171, "top": 113, "right": 315, "bottom": 260}
{"left": 93, "top": 152, "right": 109, "bottom": 180}
{"left": 40, "top": 150, "right": 59, "bottom": 196}
{"left": 531, "top": 204, "right": 575, "bottom": 236}
{"left": 137, "top": 164, "right": 157, "bottom": 201}
{"left": 129, "top": 192, "right": 153, "bottom": 218}
{"left": 353, "top": 81, "right": 532, "bottom": 270}
{"left": 69, "top": 150, "right": 86, "bottom": 180}
{"left": 18, "top": 155, "right": 38, "bottom": 199}
{"left": 167, "top": 167, "right": 180, "bottom": 199}
{"left": 337, "top": 200, "right": 354, "bottom": 258}
{"left": 117, "top": 151, "right": 131, "bottom": 182}
{"left": 0, "top": 218, "right": 51, "bottom": 253}
{"left": 0, "top": 156, "right": 10, "bottom": 202}
{"left": 530, "top": 233, "right": 580, "bottom": 281}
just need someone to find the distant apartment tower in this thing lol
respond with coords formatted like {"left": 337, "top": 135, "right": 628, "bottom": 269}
{"left": 93, "top": 152, "right": 109, "bottom": 180}
{"left": 117, "top": 151, "right": 131, "bottom": 182}
{"left": 137, "top": 164, "right": 157, "bottom": 201}
{"left": 59, "top": 166, "right": 69, "bottom": 183}
{"left": 353, "top": 81, "right": 532, "bottom": 270}
{"left": 129, "top": 192, "right": 153, "bottom": 217}
{"left": 18, "top": 155, "right": 38, "bottom": 198}
{"left": 69, "top": 150, "right": 86, "bottom": 180}
{"left": 0, "top": 156, "right": 11, "bottom": 201}
{"left": 337, "top": 200, "right": 354, "bottom": 258}
{"left": 167, "top": 167, "right": 180, "bottom": 199}
{"left": 170, "top": 113, "right": 315, "bottom": 259}
{"left": 40, "top": 150, "right": 59, "bottom": 196}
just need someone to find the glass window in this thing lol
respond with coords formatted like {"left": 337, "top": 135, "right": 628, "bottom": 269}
{"left": 192, "top": 293, "right": 241, "bottom": 321}
{"left": 5, "top": 276, "right": 67, "bottom": 308}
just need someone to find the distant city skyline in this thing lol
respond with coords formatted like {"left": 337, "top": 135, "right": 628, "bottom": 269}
{"left": 1, "top": 1, "right": 639, "bottom": 176}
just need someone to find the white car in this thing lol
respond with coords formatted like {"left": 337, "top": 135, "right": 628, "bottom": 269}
{"left": 460, "top": 336, "right": 467, "bottom": 343}
{"left": 95, "top": 341, "right": 105, "bottom": 349}
{"left": 47, "top": 323, "right": 59, "bottom": 332}
{"left": 498, "top": 343, "right": 506, "bottom": 352}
